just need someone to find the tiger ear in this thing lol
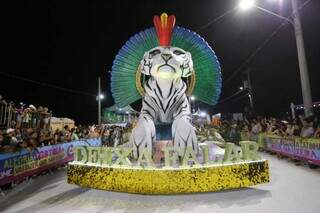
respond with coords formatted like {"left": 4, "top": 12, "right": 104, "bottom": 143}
{"left": 140, "top": 52, "right": 152, "bottom": 75}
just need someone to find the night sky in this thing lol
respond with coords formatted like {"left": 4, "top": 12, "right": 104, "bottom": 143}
{"left": 1, "top": 0, "right": 320, "bottom": 124}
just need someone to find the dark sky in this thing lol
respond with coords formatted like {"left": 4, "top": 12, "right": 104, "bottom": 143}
{"left": 1, "top": 0, "right": 320, "bottom": 124}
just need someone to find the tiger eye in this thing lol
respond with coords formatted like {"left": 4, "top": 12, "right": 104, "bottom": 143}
{"left": 173, "top": 50, "right": 185, "bottom": 55}
{"left": 150, "top": 49, "right": 161, "bottom": 57}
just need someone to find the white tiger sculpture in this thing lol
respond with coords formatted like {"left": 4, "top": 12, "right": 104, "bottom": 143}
{"left": 130, "top": 46, "right": 198, "bottom": 158}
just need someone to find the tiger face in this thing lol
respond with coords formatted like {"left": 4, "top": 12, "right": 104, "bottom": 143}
{"left": 140, "top": 46, "right": 193, "bottom": 79}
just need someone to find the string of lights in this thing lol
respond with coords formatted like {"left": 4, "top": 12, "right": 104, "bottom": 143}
{"left": 195, "top": 7, "right": 236, "bottom": 33}
{"left": 223, "top": 19, "right": 290, "bottom": 86}
{"left": 0, "top": 71, "right": 95, "bottom": 97}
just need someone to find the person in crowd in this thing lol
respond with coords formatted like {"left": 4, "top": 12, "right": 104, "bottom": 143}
{"left": 42, "top": 108, "right": 50, "bottom": 130}
{"left": 312, "top": 117, "right": 319, "bottom": 131}
{"left": 101, "top": 127, "right": 109, "bottom": 146}
{"left": 270, "top": 123, "right": 283, "bottom": 135}
{"left": 122, "top": 127, "right": 130, "bottom": 144}
{"left": 0, "top": 130, "right": 4, "bottom": 149}
{"left": 241, "top": 125, "right": 251, "bottom": 141}
{"left": 291, "top": 119, "right": 301, "bottom": 136}
{"left": 71, "top": 128, "right": 79, "bottom": 141}
{"left": 228, "top": 123, "right": 241, "bottom": 144}
{"left": 83, "top": 128, "right": 90, "bottom": 139}
{"left": 15, "top": 129, "right": 23, "bottom": 143}
{"left": 284, "top": 122, "right": 295, "bottom": 136}
{"left": 53, "top": 128, "right": 61, "bottom": 144}
{"left": 39, "top": 130, "right": 54, "bottom": 146}
{"left": 60, "top": 125, "right": 71, "bottom": 142}
{"left": 75, "top": 127, "right": 82, "bottom": 139}
{"left": 36, "top": 106, "right": 44, "bottom": 129}
{"left": 0, "top": 129, "right": 18, "bottom": 152}
{"left": 113, "top": 127, "right": 120, "bottom": 147}
{"left": 21, "top": 108, "right": 31, "bottom": 129}
{"left": 28, "top": 105, "right": 37, "bottom": 128}
{"left": 15, "top": 102, "right": 25, "bottom": 129}
{"left": 251, "top": 120, "right": 262, "bottom": 139}
{"left": 108, "top": 128, "right": 115, "bottom": 146}
{"left": 28, "top": 138, "right": 38, "bottom": 151}
{"left": 19, "top": 139, "right": 29, "bottom": 150}
{"left": 266, "top": 118, "right": 276, "bottom": 133}
{"left": 6, "top": 128, "right": 18, "bottom": 145}
{"left": 30, "top": 130, "right": 39, "bottom": 146}
{"left": 219, "top": 120, "right": 230, "bottom": 140}
{"left": 300, "top": 117, "right": 315, "bottom": 138}
{"left": 314, "top": 123, "right": 320, "bottom": 138}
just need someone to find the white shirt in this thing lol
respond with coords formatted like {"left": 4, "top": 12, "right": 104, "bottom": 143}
{"left": 300, "top": 127, "right": 314, "bottom": 138}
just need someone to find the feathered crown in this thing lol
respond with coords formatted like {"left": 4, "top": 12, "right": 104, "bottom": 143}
{"left": 153, "top": 13, "right": 176, "bottom": 46}
{"left": 111, "top": 14, "right": 222, "bottom": 108}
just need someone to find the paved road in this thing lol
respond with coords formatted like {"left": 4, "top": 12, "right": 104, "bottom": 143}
{"left": 1, "top": 153, "right": 319, "bottom": 213}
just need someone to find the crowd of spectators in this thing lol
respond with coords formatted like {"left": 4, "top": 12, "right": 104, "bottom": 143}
{"left": 0, "top": 95, "right": 112, "bottom": 153}
{"left": 100, "top": 125, "right": 132, "bottom": 147}
{"left": 0, "top": 95, "right": 51, "bottom": 130}
{"left": 0, "top": 96, "right": 136, "bottom": 154}
{"left": 0, "top": 123, "right": 132, "bottom": 154}
{"left": 218, "top": 115, "right": 320, "bottom": 144}
{"left": 2, "top": 95, "right": 320, "bottom": 153}
{"left": 0, "top": 123, "right": 109, "bottom": 153}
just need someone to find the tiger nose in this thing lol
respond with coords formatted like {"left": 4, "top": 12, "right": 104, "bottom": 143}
{"left": 161, "top": 53, "right": 172, "bottom": 61}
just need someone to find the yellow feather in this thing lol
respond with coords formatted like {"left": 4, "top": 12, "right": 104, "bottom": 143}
{"left": 160, "top": 13, "right": 168, "bottom": 27}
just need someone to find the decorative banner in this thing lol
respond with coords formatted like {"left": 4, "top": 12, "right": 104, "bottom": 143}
{"left": 263, "top": 135, "right": 320, "bottom": 165}
{"left": 0, "top": 138, "right": 101, "bottom": 187}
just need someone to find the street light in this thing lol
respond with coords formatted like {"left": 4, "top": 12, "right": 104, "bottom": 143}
{"left": 97, "top": 77, "right": 104, "bottom": 125}
{"left": 97, "top": 92, "right": 104, "bottom": 125}
{"left": 190, "top": 96, "right": 195, "bottom": 113}
{"left": 200, "top": 111, "right": 206, "bottom": 118}
{"left": 238, "top": 0, "right": 313, "bottom": 116}
{"left": 239, "top": 0, "right": 255, "bottom": 10}
{"left": 96, "top": 93, "right": 104, "bottom": 124}
{"left": 239, "top": 86, "right": 244, "bottom": 90}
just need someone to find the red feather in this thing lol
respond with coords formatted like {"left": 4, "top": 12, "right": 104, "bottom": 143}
{"left": 153, "top": 13, "right": 176, "bottom": 46}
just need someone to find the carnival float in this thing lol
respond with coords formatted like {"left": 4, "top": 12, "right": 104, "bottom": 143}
{"left": 67, "top": 13, "right": 269, "bottom": 194}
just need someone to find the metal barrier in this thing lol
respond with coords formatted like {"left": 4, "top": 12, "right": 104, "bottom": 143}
{"left": 0, "top": 102, "right": 15, "bottom": 129}
{"left": 0, "top": 102, "right": 52, "bottom": 130}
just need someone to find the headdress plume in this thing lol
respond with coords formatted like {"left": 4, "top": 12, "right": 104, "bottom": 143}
{"left": 153, "top": 13, "right": 176, "bottom": 46}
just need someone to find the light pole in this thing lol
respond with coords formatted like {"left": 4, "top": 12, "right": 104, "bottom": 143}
{"left": 238, "top": 0, "right": 313, "bottom": 116}
{"left": 190, "top": 96, "right": 195, "bottom": 113}
{"left": 242, "top": 68, "right": 254, "bottom": 110}
{"left": 97, "top": 77, "right": 104, "bottom": 125}
{"left": 291, "top": 0, "right": 313, "bottom": 117}
{"left": 247, "top": 69, "right": 254, "bottom": 110}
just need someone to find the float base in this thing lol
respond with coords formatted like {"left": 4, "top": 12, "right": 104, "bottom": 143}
{"left": 67, "top": 160, "right": 269, "bottom": 194}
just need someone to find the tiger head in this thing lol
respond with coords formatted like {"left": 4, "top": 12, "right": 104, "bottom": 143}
{"left": 140, "top": 46, "right": 193, "bottom": 80}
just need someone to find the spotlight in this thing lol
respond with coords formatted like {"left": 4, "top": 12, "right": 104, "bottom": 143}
{"left": 239, "top": 0, "right": 255, "bottom": 11}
